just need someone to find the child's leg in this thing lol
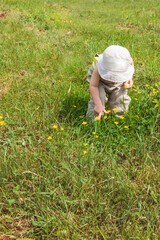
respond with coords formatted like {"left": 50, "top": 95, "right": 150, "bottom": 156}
{"left": 86, "top": 82, "right": 106, "bottom": 118}
{"left": 108, "top": 85, "right": 131, "bottom": 117}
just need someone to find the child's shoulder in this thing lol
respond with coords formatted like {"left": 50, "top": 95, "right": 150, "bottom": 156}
{"left": 87, "top": 54, "right": 100, "bottom": 83}
{"left": 93, "top": 53, "right": 100, "bottom": 66}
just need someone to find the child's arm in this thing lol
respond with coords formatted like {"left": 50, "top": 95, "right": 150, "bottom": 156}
{"left": 89, "top": 63, "right": 108, "bottom": 118}
{"left": 124, "top": 59, "right": 134, "bottom": 89}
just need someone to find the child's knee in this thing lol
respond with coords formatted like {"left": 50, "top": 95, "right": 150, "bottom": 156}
{"left": 86, "top": 98, "right": 96, "bottom": 118}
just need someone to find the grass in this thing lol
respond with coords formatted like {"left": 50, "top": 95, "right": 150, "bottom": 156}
{"left": 0, "top": 0, "right": 160, "bottom": 239}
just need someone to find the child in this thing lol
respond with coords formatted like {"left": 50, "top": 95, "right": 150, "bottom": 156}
{"left": 86, "top": 45, "right": 134, "bottom": 118}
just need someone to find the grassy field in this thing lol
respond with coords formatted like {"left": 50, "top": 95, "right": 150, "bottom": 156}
{"left": 0, "top": 0, "right": 160, "bottom": 239}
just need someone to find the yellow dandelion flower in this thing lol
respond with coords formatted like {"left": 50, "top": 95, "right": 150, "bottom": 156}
{"left": 53, "top": 125, "right": 58, "bottom": 129}
{"left": 119, "top": 116, "right": 124, "bottom": 119}
{"left": 83, "top": 151, "right": 87, "bottom": 154}
{"left": 134, "top": 89, "right": 137, "bottom": 92}
{"left": 134, "top": 98, "right": 138, "bottom": 100}
{"left": 0, "top": 116, "right": 3, "bottom": 119}
{"left": 124, "top": 84, "right": 129, "bottom": 89}
{"left": 133, "top": 84, "right": 135, "bottom": 87}
{"left": 124, "top": 126, "right": 129, "bottom": 129}
{"left": 84, "top": 143, "right": 88, "bottom": 146}
{"left": 59, "top": 80, "right": 61, "bottom": 83}
{"left": 146, "top": 84, "right": 149, "bottom": 87}
{"left": 113, "top": 108, "right": 118, "bottom": 112}
{"left": 147, "top": 94, "right": 150, "bottom": 96}
{"left": 104, "top": 115, "right": 107, "bottom": 119}
{"left": 95, "top": 135, "right": 99, "bottom": 138}
{"left": 92, "top": 132, "right": 96, "bottom": 134}
{"left": 48, "top": 136, "right": 52, "bottom": 140}
{"left": 0, "top": 121, "right": 4, "bottom": 126}
{"left": 73, "top": 105, "right": 77, "bottom": 108}
{"left": 107, "top": 110, "right": 111, "bottom": 113}
{"left": 61, "top": 128, "right": 64, "bottom": 131}
{"left": 138, "top": 91, "right": 142, "bottom": 94}
{"left": 82, "top": 121, "right": 87, "bottom": 125}
{"left": 95, "top": 117, "right": 100, "bottom": 121}
{"left": 124, "top": 111, "right": 128, "bottom": 114}
{"left": 114, "top": 122, "right": 119, "bottom": 125}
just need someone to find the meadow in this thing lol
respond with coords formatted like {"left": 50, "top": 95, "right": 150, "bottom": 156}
{"left": 0, "top": 0, "right": 160, "bottom": 239}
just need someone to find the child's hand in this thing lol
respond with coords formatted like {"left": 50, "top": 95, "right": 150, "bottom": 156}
{"left": 94, "top": 105, "right": 109, "bottom": 119}
{"left": 124, "top": 78, "right": 133, "bottom": 89}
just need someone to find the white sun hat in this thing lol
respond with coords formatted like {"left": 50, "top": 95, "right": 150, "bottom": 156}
{"left": 98, "top": 45, "right": 134, "bottom": 83}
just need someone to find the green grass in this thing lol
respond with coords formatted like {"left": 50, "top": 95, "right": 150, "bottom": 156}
{"left": 0, "top": 0, "right": 160, "bottom": 239}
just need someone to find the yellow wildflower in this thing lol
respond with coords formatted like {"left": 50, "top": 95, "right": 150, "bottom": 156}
{"left": 59, "top": 80, "right": 61, "bottom": 83}
{"left": 146, "top": 84, "right": 149, "bottom": 87}
{"left": 114, "top": 122, "right": 119, "bottom": 125}
{"left": 134, "top": 89, "right": 137, "bottom": 92}
{"left": 124, "top": 111, "right": 128, "bottom": 114}
{"left": 0, "top": 116, "right": 3, "bottom": 119}
{"left": 134, "top": 98, "right": 138, "bottom": 100}
{"left": 48, "top": 136, "right": 52, "bottom": 140}
{"left": 154, "top": 90, "right": 158, "bottom": 93}
{"left": 107, "top": 110, "right": 111, "bottom": 113}
{"left": 138, "top": 91, "right": 142, "bottom": 94}
{"left": 92, "top": 132, "right": 96, "bottom": 134}
{"left": 113, "top": 108, "right": 118, "bottom": 112}
{"left": 83, "top": 151, "right": 87, "bottom": 154}
{"left": 82, "top": 121, "right": 87, "bottom": 125}
{"left": 119, "top": 116, "right": 124, "bottom": 119}
{"left": 95, "top": 117, "right": 100, "bottom": 121}
{"left": 104, "top": 115, "right": 107, "bottom": 119}
{"left": 95, "top": 135, "right": 99, "bottom": 138}
{"left": 147, "top": 94, "right": 150, "bottom": 96}
{"left": 73, "top": 105, "right": 77, "bottom": 108}
{"left": 124, "top": 84, "right": 129, "bottom": 89}
{"left": 61, "top": 128, "right": 64, "bottom": 131}
{"left": 84, "top": 143, "right": 88, "bottom": 146}
{"left": 124, "top": 126, "right": 128, "bottom": 129}
{"left": 0, "top": 121, "right": 4, "bottom": 126}
{"left": 53, "top": 125, "right": 58, "bottom": 129}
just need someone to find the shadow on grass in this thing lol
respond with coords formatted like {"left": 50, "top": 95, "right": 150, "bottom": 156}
{"left": 58, "top": 93, "right": 89, "bottom": 124}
